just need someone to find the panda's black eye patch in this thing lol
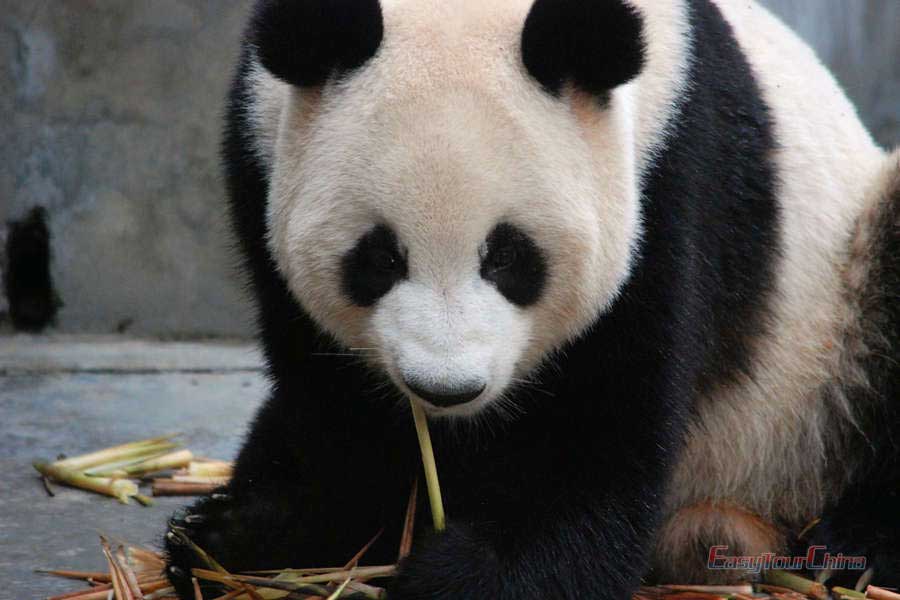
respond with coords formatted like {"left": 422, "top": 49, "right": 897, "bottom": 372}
{"left": 480, "top": 223, "right": 547, "bottom": 306}
{"left": 341, "top": 225, "right": 407, "bottom": 307}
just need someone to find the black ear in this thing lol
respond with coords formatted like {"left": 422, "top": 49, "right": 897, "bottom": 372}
{"left": 250, "top": 0, "right": 384, "bottom": 87}
{"left": 521, "top": 0, "right": 645, "bottom": 96}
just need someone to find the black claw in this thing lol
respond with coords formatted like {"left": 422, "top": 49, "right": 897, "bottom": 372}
{"left": 169, "top": 565, "right": 186, "bottom": 578}
{"left": 185, "top": 514, "right": 206, "bottom": 525}
{"left": 211, "top": 493, "right": 230, "bottom": 502}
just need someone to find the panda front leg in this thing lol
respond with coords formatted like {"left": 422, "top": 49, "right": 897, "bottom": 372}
{"left": 389, "top": 392, "right": 683, "bottom": 600}
{"left": 389, "top": 458, "right": 672, "bottom": 599}
{"left": 163, "top": 380, "right": 414, "bottom": 599}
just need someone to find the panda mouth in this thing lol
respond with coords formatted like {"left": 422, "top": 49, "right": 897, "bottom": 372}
{"left": 403, "top": 378, "right": 487, "bottom": 408}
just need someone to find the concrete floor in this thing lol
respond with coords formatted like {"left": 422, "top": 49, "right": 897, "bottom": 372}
{"left": 0, "top": 335, "right": 267, "bottom": 598}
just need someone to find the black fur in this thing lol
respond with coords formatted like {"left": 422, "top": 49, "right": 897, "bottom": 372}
{"left": 342, "top": 224, "right": 408, "bottom": 307}
{"left": 250, "top": 0, "right": 383, "bottom": 88}
{"left": 480, "top": 223, "right": 547, "bottom": 307}
{"left": 166, "top": 1, "right": 781, "bottom": 598}
{"left": 521, "top": 0, "right": 646, "bottom": 96}
{"left": 3, "top": 206, "right": 61, "bottom": 332}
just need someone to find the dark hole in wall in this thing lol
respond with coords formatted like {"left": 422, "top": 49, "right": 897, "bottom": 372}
{"left": 3, "top": 206, "right": 62, "bottom": 332}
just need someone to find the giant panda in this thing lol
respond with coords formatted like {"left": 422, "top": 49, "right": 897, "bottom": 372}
{"left": 165, "top": 0, "right": 899, "bottom": 597}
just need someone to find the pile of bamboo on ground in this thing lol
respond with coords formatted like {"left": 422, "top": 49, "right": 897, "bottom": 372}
{"left": 34, "top": 435, "right": 233, "bottom": 505}
{"left": 636, "top": 575, "right": 900, "bottom": 600}
{"left": 37, "top": 414, "right": 900, "bottom": 600}
{"left": 42, "top": 484, "right": 417, "bottom": 600}
{"left": 40, "top": 480, "right": 900, "bottom": 600}
{"left": 41, "top": 530, "right": 900, "bottom": 600}
{"left": 41, "top": 536, "right": 175, "bottom": 600}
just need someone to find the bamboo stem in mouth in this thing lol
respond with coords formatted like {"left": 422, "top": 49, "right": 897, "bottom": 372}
{"left": 409, "top": 399, "right": 446, "bottom": 532}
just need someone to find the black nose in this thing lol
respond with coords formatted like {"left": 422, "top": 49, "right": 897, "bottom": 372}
{"left": 404, "top": 378, "right": 486, "bottom": 407}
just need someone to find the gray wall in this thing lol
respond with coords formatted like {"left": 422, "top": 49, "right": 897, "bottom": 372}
{"left": 1, "top": 1, "right": 898, "bottom": 337}
{"left": 1, "top": 2, "right": 252, "bottom": 336}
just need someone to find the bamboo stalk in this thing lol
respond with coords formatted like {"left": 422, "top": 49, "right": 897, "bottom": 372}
{"left": 101, "top": 538, "right": 135, "bottom": 600}
{"left": 834, "top": 588, "right": 866, "bottom": 600}
{"left": 171, "top": 475, "right": 231, "bottom": 485}
{"left": 114, "top": 543, "right": 145, "bottom": 600}
{"left": 46, "top": 583, "right": 112, "bottom": 600}
{"left": 193, "top": 570, "right": 330, "bottom": 597}
{"left": 92, "top": 449, "right": 194, "bottom": 478}
{"left": 133, "top": 494, "right": 155, "bottom": 507}
{"left": 83, "top": 452, "right": 173, "bottom": 477}
{"left": 188, "top": 461, "right": 233, "bottom": 477}
{"left": 867, "top": 586, "right": 900, "bottom": 600}
{"left": 46, "top": 579, "right": 170, "bottom": 600}
{"left": 193, "top": 577, "right": 205, "bottom": 600}
{"left": 257, "top": 566, "right": 397, "bottom": 585}
{"left": 169, "top": 529, "right": 228, "bottom": 574}
{"left": 34, "top": 462, "right": 138, "bottom": 504}
{"left": 661, "top": 593, "right": 731, "bottom": 600}
{"left": 36, "top": 570, "right": 112, "bottom": 583}
{"left": 409, "top": 400, "right": 445, "bottom": 532}
{"left": 664, "top": 585, "right": 753, "bottom": 595}
{"left": 143, "top": 588, "right": 177, "bottom": 600}
{"left": 325, "top": 578, "right": 352, "bottom": 600}
{"left": 346, "top": 581, "right": 387, "bottom": 599}
{"left": 398, "top": 480, "right": 418, "bottom": 561}
{"left": 53, "top": 437, "right": 178, "bottom": 471}
{"left": 342, "top": 529, "right": 383, "bottom": 570}
{"left": 153, "top": 480, "right": 221, "bottom": 496}
{"left": 764, "top": 571, "right": 827, "bottom": 600}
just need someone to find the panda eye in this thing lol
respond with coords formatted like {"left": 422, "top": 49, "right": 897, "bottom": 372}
{"left": 371, "top": 248, "right": 399, "bottom": 272}
{"left": 487, "top": 245, "right": 517, "bottom": 272}
{"left": 341, "top": 225, "right": 407, "bottom": 307}
{"left": 480, "top": 223, "right": 547, "bottom": 307}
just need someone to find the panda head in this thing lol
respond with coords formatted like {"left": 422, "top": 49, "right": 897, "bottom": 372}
{"left": 255, "top": 0, "right": 646, "bottom": 417}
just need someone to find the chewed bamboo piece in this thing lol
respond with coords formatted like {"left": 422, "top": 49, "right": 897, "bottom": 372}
{"left": 33, "top": 461, "right": 139, "bottom": 504}
{"left": 34, "top": 436, "right": 232, "bottom": 504}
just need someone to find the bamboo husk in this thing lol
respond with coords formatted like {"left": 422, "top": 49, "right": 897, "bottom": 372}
{"left": 33, "top": 462, "right": 138, "bottom": 504}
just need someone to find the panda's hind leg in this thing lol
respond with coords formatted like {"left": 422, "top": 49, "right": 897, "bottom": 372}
{"left": 651, "top": 500, "right": 785, "bottom": 583}
{"left": 813, "top": 150, "right": 900, "bottom": 588}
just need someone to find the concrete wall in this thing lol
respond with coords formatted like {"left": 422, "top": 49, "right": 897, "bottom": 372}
{"left": 1, "top": 1, "right": 898, "bottom": 337}
{"left": 1, "top": 2, "right": 252, "bottom": 336}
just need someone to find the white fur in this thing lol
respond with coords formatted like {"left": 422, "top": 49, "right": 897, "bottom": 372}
{"left": 254, "top": 0, "right": 692, "bottom": 415}
{"left": 669, "top": 0, "right": 886, "bottom": 524}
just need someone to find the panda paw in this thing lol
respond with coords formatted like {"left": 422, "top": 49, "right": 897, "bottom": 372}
{"left": 387, "top": 521, "right": 504, "bottom": 600}
{"left": 164, "top": 491, "right": 234, "bottom": 599}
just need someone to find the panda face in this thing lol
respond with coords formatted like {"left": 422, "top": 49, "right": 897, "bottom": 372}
{"left": 263, "top": 2, "right": 642, "bottom": 417}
